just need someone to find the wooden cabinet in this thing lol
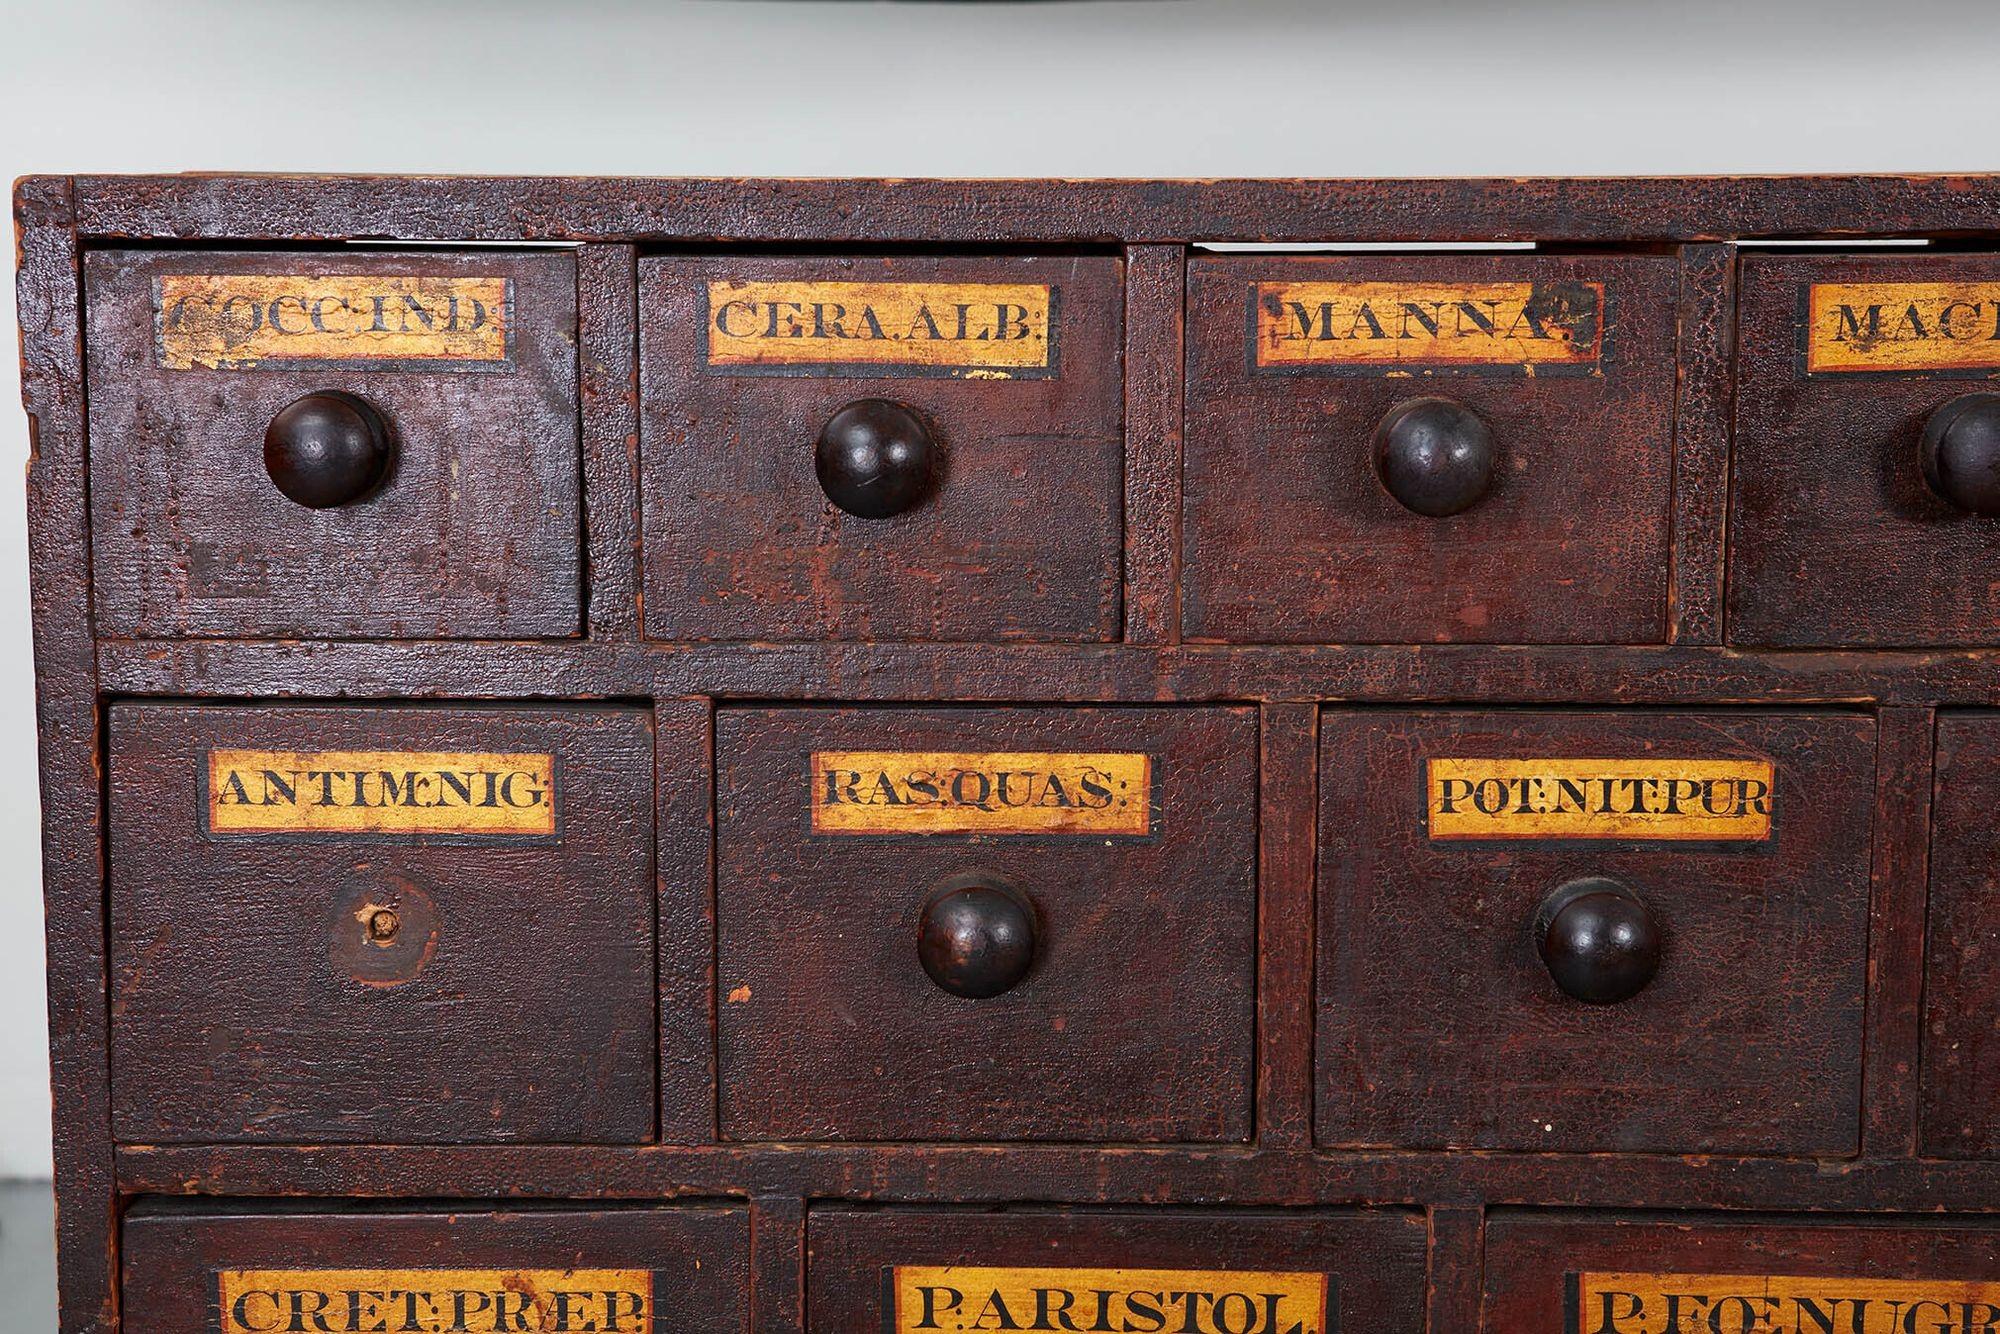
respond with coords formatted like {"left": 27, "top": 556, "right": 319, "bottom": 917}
{"left": 21, "top": 173, "right": 2000, "bottom": 1333}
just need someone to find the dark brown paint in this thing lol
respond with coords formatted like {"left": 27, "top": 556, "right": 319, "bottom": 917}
{"left": 18, "top": 174, "right": 2000, "bottom": 1334}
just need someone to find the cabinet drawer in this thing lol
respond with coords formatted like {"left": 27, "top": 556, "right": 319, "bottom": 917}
{"left": 1484, "top": 1213, "right": 2000, "bottom": 1334}
{"left": 1317, "top": 710, "right": 1874, "bottom": 1153}
{"left": 1184, "top": 254, "right": 1676, "bottom": 643}
{"left": 1732, "top": 253, "right": 2000, "bottom": 646}
{"left": 1924, "top": 711, "right": 2000, "bottom": 1157}
{"left": 108, "top": 704, "right": 657, "bottom": 1144}
{"left": 85, "top": 250, "right": 581, "bottom": 638}
{"left": 716, "top": 706, "right": 1256, "bottom": 1142}
{"left": 639, "top": 254, "right": 1123, "bottom": 642}
{"left": 121, "top": 1204, "right": 748, "bottom": 1334}
{"left": 808, "top": 1207, "right": 1426, "bottom": 1334}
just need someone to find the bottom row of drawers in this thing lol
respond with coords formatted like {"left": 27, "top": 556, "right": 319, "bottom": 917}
{"left": 127, "top": 1204, "right": 2000, "bottom": 1333}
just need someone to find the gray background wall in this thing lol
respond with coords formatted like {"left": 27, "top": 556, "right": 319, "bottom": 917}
{"left": 2, "top": 0, "right": 1997, "bottom": 1178}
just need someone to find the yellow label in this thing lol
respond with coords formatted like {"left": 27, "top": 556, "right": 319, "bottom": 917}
{"left": 1806, "top": 282, "right": 2000, "bottom": 372}
{"left": 705, "top": 280, "right": 1054, "bottom": 376}
{"left": 890, "top": 1266, "right": 1329, "bottom": 1334}
{"left": 1426, "top": 757, "right": 1773, "bottom": 841}
{"left": 207, "top": 749, "right": 555, "bottom": 836}
{"left": 157, "top": 274, "right": 511, "bottom": 370}
{"left": 218, "top": 1268, "right": 652, "bottom": 1333}
{"left": 811, "top": 751, "right": 1150, "bottom": 835}
{"left": 1254, "top": 280, "right": 1604, "bottom": 370}
{"left": 1575, "top": 1271, "right": 2000, "bottom": 1334}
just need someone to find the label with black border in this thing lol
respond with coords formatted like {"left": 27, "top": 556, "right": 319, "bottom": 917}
{"left": 704, "top": 279, "right": 1056, "bottom": 378}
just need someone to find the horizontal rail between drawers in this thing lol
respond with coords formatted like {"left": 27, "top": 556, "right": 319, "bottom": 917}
{"left": 92, "top": 640, "right": 2000, "bottom": 707}
{"left": 112, "top": 1144, "right": 2000, "bottom": 1214}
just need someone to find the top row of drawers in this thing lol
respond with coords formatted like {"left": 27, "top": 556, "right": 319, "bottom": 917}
{"left": 81, "top": 246, "right": 2000, "bottom": 645}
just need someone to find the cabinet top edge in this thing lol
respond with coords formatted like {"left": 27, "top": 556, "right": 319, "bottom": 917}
{"left": 26, "top": 173, "right": 2000, "bottom": 247}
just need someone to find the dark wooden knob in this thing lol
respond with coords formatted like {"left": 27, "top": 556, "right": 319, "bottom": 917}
{"left": 263, "top": 391, "right": 393, "bottom": 509}
{"left": 1536, "top": 877, "right": 1661, "bottom": 1005}
{"left": 815, "top": 398, "right": 938, "bottom": 519}
{"left": 917, "top": 874, "right": 1036, "bottom": 999}
{"left": 1921, "top": 393, "right": 2000, "bottom": 515}
{"left": 1372, "top": 395, "right": 1496, "bottom": 517}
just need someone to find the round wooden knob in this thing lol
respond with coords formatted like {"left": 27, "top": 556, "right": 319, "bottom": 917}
{"left": 815, "top": 398, "right": 938, "bottom": 519}
{"left": 1536, "top": 877, "right": 1661, "bottom": 1005}
{"left": 1372, "top": 396, "right": 1496, "bottom": 517}
{"left": 263, "top": 391, "right": 393, "bottom": 509}
{"left": 917, "top": 874, "right": 1036, "bottom": 999}
{"left": 1921, "top": 393, "right": 2000, "bottom": 515}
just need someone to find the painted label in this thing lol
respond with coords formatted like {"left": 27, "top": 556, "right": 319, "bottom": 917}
{"left": 889, "top": 1266, "right": 1329, "bottom": 1334}
{"left": 1805, "top": 282, "right": 2000, "bottom": 373}
{"left": 811, "top": 750, "right": 1150, "bottom": 835}
{"left": 207, "top": 749, "right": 556, "bottom": 836}
{"left": 217, "top": 1268, "right": 653, "bottom": 1333}
{"left": 156, "top": 274, "right": 512, "bottom": 370}
{"left": 1426, "top": 757, "right": 1773, "bottom": 841}
{"left": 1253, "top": 280, "right": 1605, "bottom": 371}
{"left": 1573, "top": 1271, "right": 2000, "bottom": 1334}
{"left": 704, "top": 279, "right": 1055, "bottom": 377}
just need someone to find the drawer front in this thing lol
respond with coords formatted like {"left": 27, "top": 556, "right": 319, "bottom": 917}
{"left": 1183, "top": 254, "right": 1676, "bottom": 643}
{"left": 639, "top": 254, "right": 1123, "bottom": 642}
{"left": 108, "top": 704, "right": 658, "bottom": 1143}
{"left": 122, "top": 1205, "right": 748, "bottom": 1334}
{"left": 716, "top": 706, "right": 1256, "bottom": 1141}
{"left": 1732, "top": 253, "right": 2000, "bottom": 646}
{"left": 1484, "top": 1214, "right": 2000, "bottom": 1334}
{"left": 808, "top": 1208, "right": 1426, "bottom": 1334}
{"left": 1924, "top": 711, "right": 2000, "bottom": 1157}
{"left": 85, "top": 250, "right": 581, "bottom": 639}
{"left": 1317, "top": 710, "right": 1874, "bottom": 1153}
